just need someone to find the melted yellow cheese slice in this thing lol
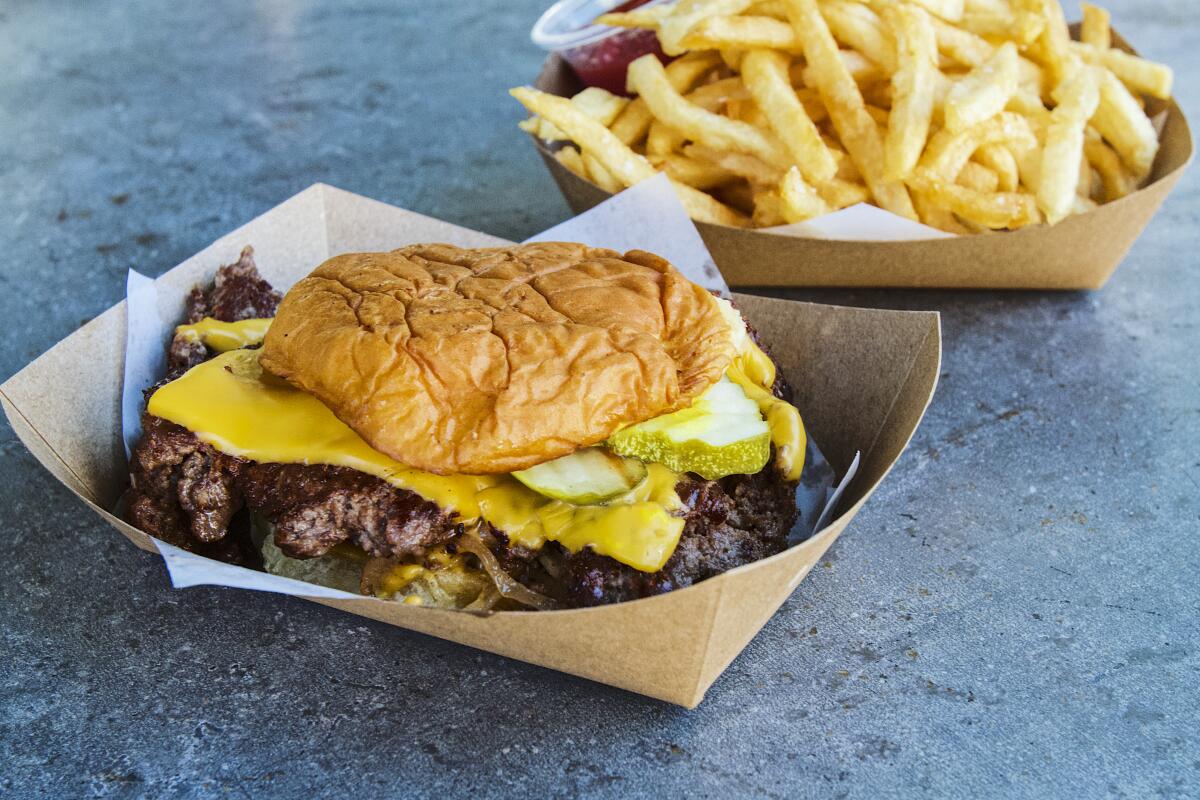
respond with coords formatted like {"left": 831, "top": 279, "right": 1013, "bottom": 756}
{"left": 729, "top": 339, "right": 806, "bottom": 481}
{"left": 147, "top": 349, "right": 684, "bottom": 572}
{"left": 175, "top": 318, "right": 272, "bottom": 352}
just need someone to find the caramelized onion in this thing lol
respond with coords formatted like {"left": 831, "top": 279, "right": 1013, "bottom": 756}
{"left": 458, "top": 527, "right": 558, "bottom": 611}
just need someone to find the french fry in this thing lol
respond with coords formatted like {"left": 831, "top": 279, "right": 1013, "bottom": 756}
{"left": 683, "top": 15, "right": 801, "bottom": 52}
{"left": 1011, "top": 0, "right": 1048, "bottom": 45}
{"left": 1073, "top": 43, "right": 1173, "bottom": 100}
{"left": 686, "top": 76, "right": 752, "bottom": 111}
{"left": 1076, "top": 149, "right": 1095, "bottom": 200}
{"left": 822, "top": 0, "right": 898, "bottom": 71}
{"left": 751, "top": 187, "right": 787, "bottom": 226}
{"left": 960, "top": 0, "right": 1013, "bottom": 37}
{"left": 595, "top": 6, "right": 673, "bottom": 29}
{"left": 609, "top": 52, "right": 722, "bottom": 145}
{"left": 918, "top": 112, "right": 1039, "bottom": 182}
{"left": 909, "top": 0, "right": 965, "bottom": 23}
{"left": 627, "top": 54, "right": 791, "bottom": 167}
{"left": 815, "top": 177, "right": 871, "bottom": 209}
{"left": 512, "top": 87, "right": 657, "bottom": 185}
{"left": 749, "top": 0, "right": 788, "bottom": 17}
{"left": 782, "top": 0, "right": 916, "bottom": 218}
{"left": 943, "top": 42, "right": 1019, "bottom": 132}
{"left": 910, "top": 175, "right": 1041, "bottom": 228}
{"left": 654, "top": 152, "right": 739, "bottom": 189}
{"left": 779, "top": 165, "right": 832, "bottom": 221}
{"left": 1032, "top": 0, "right": 1078, "bottom": 87}
{"left": 800, "top": 50, "right": 886, "bottom": 87}
{"left": 1092, "top": 68, "right": 1160, "bottom": 179}
{"left": 912, "top": 187, "right": 974, "bottom": 233}
{"left": 957, "top": 160, "right": 1000, "bottom": 193}
{"left": 742, "top": 49, "right": 838, "bottom": 181}
{"left": 514, "top": 85, "right": 748, "bottom": 226}
{"left": 1080, "top": 2, "right": 1111, "bottom": 49}
{"left": 647, "top": 119, "right": 685, "bottom": 156}
{"left": 583, "top": 152, "right": 624, "bottom": 193}
{"left": 1084, "top": 130, "right": 1136, "bottom": 202}
{"left": 674, "top": 180, "right": 754, "bottom": 225}
{"left": 930, "top": 16, "right": 992, "bottom": 67}
{"left": 658, "top": 0, "right": 757, "bottom": 56}
{"left": 883, "top": 3, "right": 939, "bottom": 180}
{"left": 684, "top": 143, "right": 785, "bottom": 185}
{"left": 974, "top": 143, "right": 1020, "bottom": 192}
{"left": 1037, "top": 67, "right": 1100, "bottom": 224}
{"left": 554, "top": 146, "right": 587, "bottom": 179}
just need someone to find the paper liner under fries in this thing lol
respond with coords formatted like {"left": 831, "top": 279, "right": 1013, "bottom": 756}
{"left": 0, "top": 184, "right": 938, "bottom": 707}
{"left": 529, "top": 27, "right": 1192, "bottom": 290}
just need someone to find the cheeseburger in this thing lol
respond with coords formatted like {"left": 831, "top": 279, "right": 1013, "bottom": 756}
{"left": 127, "top": 242, "right": 806, "bottom": 609}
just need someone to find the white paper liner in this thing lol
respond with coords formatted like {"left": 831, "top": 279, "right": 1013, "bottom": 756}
{"left": 122, "top": 174, "right": 857, "bottom": 596}
{"left": 763, "top": 202, "right": 956, "bottom": 241}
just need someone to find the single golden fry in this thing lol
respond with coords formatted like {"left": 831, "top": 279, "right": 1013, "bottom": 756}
{"left": 944, "top": 41, "right": 1019, "bottom": 132}
{"left": 647, "top": 119, "right": 685, "bottom": 156}
{"left": 673, "top": 180, "right": 754, "bottom": 226}
{"left": 554, "top": 146, "right": 587, "bottom": 179}
{"left": 683, "top": 15, "right": 800, "bottom": 52}
{"left": 910, "top": 176, "right": 1041, "bottom": 228}
{"left": 742, "top": 49, "right": 838, "bottom": 181}
{"left": 1073, "top": 43, "right": 1173, "bottom": 100}
{"left": 1080, "top": 3, "right": 1111, "bottom": 49}
{"left": 822, "top": 0, "right": 898, "bottom": 71}
{"left": 912, "top": 187, "right": 974, "bottom": 233}
{"left": 627, "top": 54, "right": 790, "bottom": 167}
{"left": 779, "top": 165, "right": 832, "bottom": 221}
{"left": 1084, "top": 131, "right": 1136, "bottom": 202}
{"left": 751, "top": 188, "right": 787, "bottom": 226}
{"left": 594, "top": 6, "right": 672, "bottom": 29}
{"left": 883, "top": 3, "right": 938, "bottom": 180}
{"left": 654, "top": 153, "right": 739, "bottom": 189}
{"left": 685, "top": 143, "right": 785, "bottom": 185}
{"left": 974, "top": 143, "right": 1020, "bottom": 192}
{"left": 583, "top": 152, "right": 623, "bottom": 193}
{"left": 686, "top": 76, "right": 752, "bottom": 111}
{"left": 1093, "top": 68, "right": 1160, "bottom": 179}
{"left": 658, "top": 0, "right": 756, "bottom": 56}
{"left": 1032, "top": 0, "right": 1077, "bottom": 87}
{"left": 1037, "top": 67, "right": 1100, "bottom": 224}
{"left": 957, "top": 160, "right": 1000, "bottom": 193}
{"left": 909, "top": 0, "right": 964, "bottom": 23}
{"left": 800, "top": 50, "right": 885, "bottom": 88}
{"left": 930, "top": 15, "right": 992, "bottom": 67}
{"left": 609, "top": 52, "right": 721, "bottom": 145}
{"left": 815, "top": 177, "right": 871, "bottom": 209}
{"left": 782, "top": 0, "right": 915, "bottom": 218}
{"left": 919, "top": 111, "right": 1039, "bottom": 183}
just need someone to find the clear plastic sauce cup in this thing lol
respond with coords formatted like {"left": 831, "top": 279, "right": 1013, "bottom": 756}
{"left": 531, "top": 0, "right": 673, "bottom": 95}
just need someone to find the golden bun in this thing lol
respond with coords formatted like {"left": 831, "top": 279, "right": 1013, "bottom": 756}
{"left": 260, "top": 242, "right": 734, "bottom": 474}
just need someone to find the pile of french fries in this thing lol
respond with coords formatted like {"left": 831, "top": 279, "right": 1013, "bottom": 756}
{"left": 512, "top": 0, "right": 1173, "bottom": 232}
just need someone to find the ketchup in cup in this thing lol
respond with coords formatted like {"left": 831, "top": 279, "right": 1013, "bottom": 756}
{"left": 531, "top": 0, "right": 673, "bottom": 95}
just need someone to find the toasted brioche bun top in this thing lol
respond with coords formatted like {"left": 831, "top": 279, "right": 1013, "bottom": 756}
{"left": 259, "top": 242, "right": 734, "bottom": 474}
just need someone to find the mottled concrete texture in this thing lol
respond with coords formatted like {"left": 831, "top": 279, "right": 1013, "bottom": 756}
{"left": 1, "top": 0, "right": 1197, "bottom": 797}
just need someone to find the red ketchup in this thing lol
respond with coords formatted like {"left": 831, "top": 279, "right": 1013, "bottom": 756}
{"left": 532, "top": 0, "right": 673, "bottom": 96}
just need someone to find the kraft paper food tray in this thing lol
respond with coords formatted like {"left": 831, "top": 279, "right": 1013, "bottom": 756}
{"left": 528, "top": 27, "right": 1193, "bottom": 290}
{"left": 0, "top": 184, "right": 939, "bottom": 708}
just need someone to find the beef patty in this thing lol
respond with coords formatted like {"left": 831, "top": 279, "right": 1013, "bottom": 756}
{"left": 125, "top": 253, "right": 800, "bottom": 607}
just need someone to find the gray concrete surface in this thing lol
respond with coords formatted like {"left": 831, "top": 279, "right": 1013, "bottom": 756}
{"left": 1, "top": 1, "right": 1196, "bottom": 797}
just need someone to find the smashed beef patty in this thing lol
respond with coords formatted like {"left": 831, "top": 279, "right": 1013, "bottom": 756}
{"left": 167, "top": 246, "right": 281, "bottom": 374}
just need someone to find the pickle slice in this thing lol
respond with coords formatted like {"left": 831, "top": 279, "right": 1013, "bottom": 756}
{"left": 607, "top": 377, "right": 770, "bottom": 480}
{"left": 512, "top": 448, "right": 648, "bottom": 505}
